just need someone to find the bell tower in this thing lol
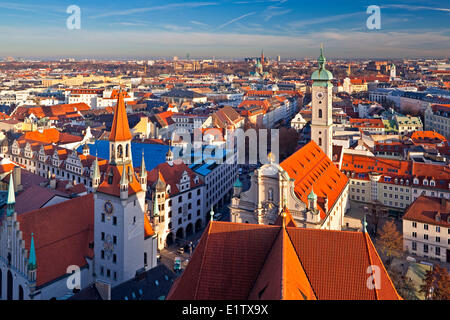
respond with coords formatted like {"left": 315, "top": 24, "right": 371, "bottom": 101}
{"left": 93, "top": 90, "right": 154, "bottom": 286}
{"left": 311, "top": 45, "right": 333, "bottom": 160}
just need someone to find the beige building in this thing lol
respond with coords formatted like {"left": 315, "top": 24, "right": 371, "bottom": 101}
{"left": 394, "top": 115, "right": 423, "bottom": 136}
{"left": 403, "top": 196, "right": 450, "bottom": 263}
{"left": 424, "top": 104, "right": 450, "bottom": 139}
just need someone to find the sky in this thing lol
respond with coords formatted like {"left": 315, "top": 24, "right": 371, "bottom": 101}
{"left": 0, "top": 0, "right": 449, "bottom": 59}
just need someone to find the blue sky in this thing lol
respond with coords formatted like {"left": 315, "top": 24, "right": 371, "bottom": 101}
{"left": 1, "top": 0, "right": 449, "bottom": 59}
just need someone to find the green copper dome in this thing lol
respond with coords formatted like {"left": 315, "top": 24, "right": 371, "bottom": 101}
{"left": 307, "top": 189, "right": 317, "bottom": 201}
{"left": 311, "top": 45, "right": 333, "bottom": 83}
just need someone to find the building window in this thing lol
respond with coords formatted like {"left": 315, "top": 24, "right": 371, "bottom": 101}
{"left": 436, "top": 237, "right": 440, "bottom": 243}
{"left": 424, "top": 244, "right": 429, "bottom": 253}
{"left": 101, "top": 250, "right": 105, "bottom": 259}
{"left": 436, "top": 226, "right": 440, "bottom": 233}
{"left": 424, "top": 224, "right": 428, "bottom": 230}
{"left": 113, "top": 217, "right": 117, "bottom": 226}
{"left": 113, "top": 254, "right": 117, "bottom": 263}
{"left": 412, "top": 232, "right": 417, "bottom": 238}
{"left": 101, "top": 232, "right": 105, "bottom": 241}
{"left": 102, "top": 214, "right": 105, "bottom": 222}
{"left": 436, "top": 247, "right": 440, "bottom": 256}
{"left": 318, "top": 109, "right": 323, "bottom": 118}
{"left": 424, "top": 234, "right": 428, "bottom": 240}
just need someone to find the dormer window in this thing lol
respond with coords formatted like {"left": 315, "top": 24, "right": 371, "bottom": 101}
{"left": 430, "top": 180, "right": 435, "bottom": 187}
{"left": 423, "top": 179, "right": 428, "bottom": 186}
{"left": 413, "top": 178, "right": 419, "bottom": 185}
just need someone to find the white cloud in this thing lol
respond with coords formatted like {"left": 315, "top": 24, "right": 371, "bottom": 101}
{"left": 1, "top": 26, "right": 449, "bottom": 58}
{"left": 89, "top": 2, "right": 219, "bottom": 19}
{"left": 383, "top": 4, "right": 450, "bottom": 13}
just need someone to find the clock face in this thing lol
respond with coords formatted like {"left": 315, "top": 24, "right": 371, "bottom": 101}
{"left": 104, "top": 201, "right": 114, "bottom": 215}
{"left": 316, "top": 91, "right": 324, "bottom": 100}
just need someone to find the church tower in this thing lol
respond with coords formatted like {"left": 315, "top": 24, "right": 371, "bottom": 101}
{"left": 93, "top": 91, "right": 152, "bottom": 286}
{"left": 311, "top": 45, "right": 333, "bottom": 160}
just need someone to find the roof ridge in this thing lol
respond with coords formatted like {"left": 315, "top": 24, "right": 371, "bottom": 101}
{"left": 246, "top": 225, "right": 282, "bottom": 299}
{"left": 193, "top": 221, "right": 213, "bottom": 299}
{"left": 361, "top": 232, "right": 379, "bottom": 300}
{"left": 284, "top": 227, "right": 318, "bottom": 300}
{"left": 363, "top": 232, "right": 403, "bottom": 300}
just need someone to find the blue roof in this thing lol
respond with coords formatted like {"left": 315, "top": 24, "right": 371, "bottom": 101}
{"left": 78, "top": 140, "right": 170, "bottom": 171}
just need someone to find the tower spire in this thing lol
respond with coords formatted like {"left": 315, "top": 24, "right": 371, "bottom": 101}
{"left": 109, "top": 90, "right": 132, "bottom": 142}
{"left": 210, "top": 206, "right": 214, "bottom": 222}
{"left": 6, "top": 173, "right": 15, "bottom": 217}
{"left": 28, "top": 233, "right": 37, "bottom": 270}
{"left": 92, "top": 151, "right": 101, "bottom": 190}
{"left": 318, "top": 44, "right": 326, "bottom": 70}
{"left": 153, "top": 192, "right": 159, "bottom": 217}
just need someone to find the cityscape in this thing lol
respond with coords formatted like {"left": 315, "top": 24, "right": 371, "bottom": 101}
{"left": 0, "top": 0, "right": 449, "bottom": 307}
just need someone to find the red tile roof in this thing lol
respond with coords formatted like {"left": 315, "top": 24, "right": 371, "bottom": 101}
{"left": 17, "top": 194, "right": 94, "bottom": 287}
{"left": 403, "top": 196, "right": 450, "bottom": 228}
{"left": 19, "top": 128, "right": 82, "bottom": 145}
{"left": 280, "top": 141, "right": 348, "bottom": 220}
{"left": 167, "top": 221, "right": 400, "bottom": 300}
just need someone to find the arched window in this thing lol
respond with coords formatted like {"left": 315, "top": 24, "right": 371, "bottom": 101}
{"left": 117, "top": 145, "right": 123, "bottom": 159}
{"left": 319, "top": 138, "right": 322, "bottom": 146}
{"left": 318, "top": 109, "right": 323, "bottom": 118}
{"left": 268, "top": 188, "right": 273, "bottom": 201}
{"left": 126, "top": 144, "right": 129, "bottom": 158}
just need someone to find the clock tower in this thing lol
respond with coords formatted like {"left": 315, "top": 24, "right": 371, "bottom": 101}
{"left": 311, "top": 45, "right": 333, "bottom": 160}
{"left": 93, "top": 91, "right": 155, "bottom": 286}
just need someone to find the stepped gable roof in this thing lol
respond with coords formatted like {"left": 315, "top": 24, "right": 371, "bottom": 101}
{"left": 280, "top": 141, "right": 348, "bottom": 220}
{"left": 167, "top": 221, "right": 400, "bottom": 300}
{"left": 17, "top": 194, "right": 94, "bottom": 287}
